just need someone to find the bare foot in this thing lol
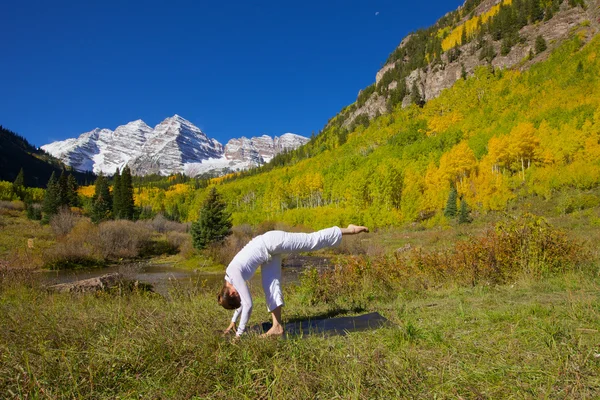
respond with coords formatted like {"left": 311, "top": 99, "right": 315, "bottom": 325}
{"left": 347, "top": 224, "right": 369, "bottom": 234}
{"left": 261, "top": 325, "right": 284, "bottom": 338}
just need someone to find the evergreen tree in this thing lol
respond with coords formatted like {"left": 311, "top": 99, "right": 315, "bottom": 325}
{"left": 479, "top": 40, "right": 497, "bottom": 63}
{"left": 444, "top": 186, "right": 458, "bottom": 218}
{"left": 576, "top": 60, "right": 584, "bottom": 73}
{"left": 57, "top": 170, "right": 69, "bottom": 208}
{"left": 112, "top": 168, "right": 122, "bottom": 219}
{"left": 120, "top": 166, "right": 135, "bottom": 220}
{"left": 461, "top": 26, "right": 468, "bottom": 45}
{"left": 535, "top": 35, "right": 547, "bottom": 54}
{"left": 458, "top": 198, "right": 472, "bottom": 224}
{"left": 42, "top": 172, "right": 60, "bottom": 223}
{"left": 67, "top": 174, "right": 80, "bottom": 207}
{"left": 191, "top": 187, "right": 232, "bottom": 250}
{"left": 410, "top": 81, "right": 425, "bottom": 107}
{"left": 461, "top": 64, "right": 468, "bottom": 80}
{"left": 91, "top": 174, "right": 112, "bottom": 223}
{"left": 501, "top": 37, "right": 513, "bottom": 56}
{"left": 12, "top": 168, "right": 25, "bottom": 200}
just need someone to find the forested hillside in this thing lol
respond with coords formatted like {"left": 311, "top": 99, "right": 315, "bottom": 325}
{"left": 0, "top": 126, "right": 96, "bottom": 187}
{"left": 113, "top": 29, "right": 600, "bottom": 229}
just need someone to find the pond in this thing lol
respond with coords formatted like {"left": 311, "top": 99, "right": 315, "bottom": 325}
{"left": 37, "top": 254, "right": 332, "bottom": 297}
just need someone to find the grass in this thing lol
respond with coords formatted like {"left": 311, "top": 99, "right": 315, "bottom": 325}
{"left": 0, "top": 272, "right": 598, "bottom": 398}
{"left": 1, "top": 202, "right": 600, "bottom": 397}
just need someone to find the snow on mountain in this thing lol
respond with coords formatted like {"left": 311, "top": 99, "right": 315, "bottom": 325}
{"left": 128, "top": 115, "right": 224, "bottom": 176}
{"left": 41, "top": 128, "right": 111, "bottom": 173}
{"left": 41, "top": 115, "right": 309, "bottom": 176}
{"left": 95, "top": 120, "right": 152, "bottom": 173}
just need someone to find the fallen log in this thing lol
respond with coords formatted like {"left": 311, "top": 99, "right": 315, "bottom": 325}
{"left": 47, "top": 272, "right": 123, "bottom": 293}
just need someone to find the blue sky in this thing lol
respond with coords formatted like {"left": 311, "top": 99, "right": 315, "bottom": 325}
{"left": 1, "top": 0, "right": 463, "bottom": 147}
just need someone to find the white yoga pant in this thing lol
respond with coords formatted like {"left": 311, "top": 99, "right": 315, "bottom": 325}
{"left": 261, "top": 253, "right": 284, "bottom": 312}
{"left": 226, "top": 226, "right": 342, "bottom": 336}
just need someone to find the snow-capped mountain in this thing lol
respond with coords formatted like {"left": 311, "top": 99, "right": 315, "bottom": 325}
{"left": 41, "top": 115, "right": 309, "bottom": 176}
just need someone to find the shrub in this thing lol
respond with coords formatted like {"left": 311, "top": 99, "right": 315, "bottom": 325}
{"left": 26, "top": 203, "right": 42, "bottom": 220}
{"left": 50, "top": 208, "right": 79, "bottom": 237}
{"left": 0, "top": 200, "right": 24, "bottom": 211}
{"left": 298, "top": 214, "right": 587, "bottom": 304}
{"left": 44, "top": 219, "right": 101, "bottom": 269}
{"left": 96, "top": 220, "right": 153, "bottom": 259}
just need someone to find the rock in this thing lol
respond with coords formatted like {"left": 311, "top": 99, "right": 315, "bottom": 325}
{"left": 47, "top": 272, "right": 123, "bottom": 293}
{"left": 343, "top": 0, "right": 599, "bottom": 129}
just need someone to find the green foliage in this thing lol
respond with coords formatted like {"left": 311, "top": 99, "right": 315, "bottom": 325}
{"left": 12, "top": 169, "right": 25, "bottom": 200}
{"left": 357, "top": 84, "right": 376, "bottom": 108}
{"left": 0, "top": 126, "right": 96, "bottom": 188}
{"left": 26, "top": 203, "right": 42, "bottom": 221}
{"left": 112, "top": 167, "right": 135, "bottom": 220}
{"left": 458, "top": 198, "right": 472, "bottom": 223}
{"left": 479, "top": 40, "right": 497, "bottom": 63}
{"left": 41, "top": 172, "right": 60, "bottom": 223}
{"left": 444, "top": 187, "right": 458, "bottom": 217}
{"left": 535, "top": 35, "right": 547, "bottom": 54}
{"left": 67, "top": 174, "right": 79, "bottom": 207}
{"left": 112, "top": 168, "right": 122, "bottom": 218}
{"left": 191, "top": 187, "right": 232, "bottom": 250}
{"left": 91, "top": 175, "right": 112, "bottom": 223}
{"left": 410, "top": 81, "right": 425, "bottom": 107}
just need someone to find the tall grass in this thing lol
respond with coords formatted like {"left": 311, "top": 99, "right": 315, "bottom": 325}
{"left": 298, "top": 214, "right": 589, "bottom": 306}
{"left": 0, "top": 270, "right": 598, "bottom": 398}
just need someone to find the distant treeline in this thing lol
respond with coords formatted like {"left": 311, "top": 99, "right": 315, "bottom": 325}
{"left": 0, "top": 126, "right": 96, "bottom": 187}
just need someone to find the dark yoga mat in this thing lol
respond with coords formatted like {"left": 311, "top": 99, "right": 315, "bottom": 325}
{"left": 251, "top": 312, "right": 392, "bottom": 337}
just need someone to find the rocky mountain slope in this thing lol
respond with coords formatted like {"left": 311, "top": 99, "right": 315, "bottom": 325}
{"left": 338, "top": 0, "right": 600, "bottom": 130}
{"left": 41, "top": 115, "right": 309, "bottom": 176}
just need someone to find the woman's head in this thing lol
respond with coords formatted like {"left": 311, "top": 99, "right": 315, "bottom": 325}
{"left": 217, "top": 283, "right": 241, "bottom": 310}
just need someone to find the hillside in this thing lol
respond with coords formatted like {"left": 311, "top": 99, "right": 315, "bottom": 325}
{"left": 0, "top": 126, "right": 96, "bottom": 188}
{"left": 188, "top": 26, "right": 600, "bottom": 229}
{"left": 340, "top": 0, "right": 598, "bottom": 130}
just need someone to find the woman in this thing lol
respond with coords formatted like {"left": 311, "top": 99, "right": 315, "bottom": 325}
{"left": 218, "top": 224, "right": 369, "bottom": 337}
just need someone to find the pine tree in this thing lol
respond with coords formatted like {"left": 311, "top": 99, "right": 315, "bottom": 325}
{"left": 67, "top": 174, "right": 80, "bottom": 207}
{"left": 12, "top": 168, "right": 25, "bottom": 200}
{"left": 458, "top": 198, "right": 472, "bottom": 224}
{"left": 444, "top": 186, "right": 458, "bottom": 218}
{"left": 120, "top": 166, "right": 135, "bottom": 220}
{"left": 535, "top": 35, "right": 547, "bottom": 54}
{"left": 411, "top": 81, "right": 425, "bottom": 107}
{"left": 42, "top": 172, "right": 60, "bottom": 223}
{"left": 501, "top": 37, "right": 513, "bottom": 56}
{"left": 112, "top": 168, "right": 122, "bottom": 219}
{"left": 57, "top": 170, "right": 69, "bottom": 208}
{"left": 191, "top": 187, "right": 232, "bottom": 250}
{"left": 461, "top": 64, "right": 467, "bottom": 80}
{"left": 461, "top": 27, "right": 468, "bottom": 45}
{"left": 91, "top": 174, "right": 112, "bottom": 223}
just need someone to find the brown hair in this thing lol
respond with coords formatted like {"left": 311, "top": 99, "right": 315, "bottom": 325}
{"left": 217, "top": 284, "right": 241, "bottom": 310}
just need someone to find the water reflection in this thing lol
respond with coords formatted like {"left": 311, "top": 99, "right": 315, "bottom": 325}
{"left": 38, "top": 255, "right": 331, "bottom": 297}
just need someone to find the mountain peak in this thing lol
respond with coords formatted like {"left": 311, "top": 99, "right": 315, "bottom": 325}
{"left": 42, "top": 117, "right": 309, "bottom": 176}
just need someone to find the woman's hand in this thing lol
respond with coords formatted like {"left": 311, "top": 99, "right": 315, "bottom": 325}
{"left": 223, "top": 322, "right": 236, "bottom": 336}
{"left": 341, "top": 224, "right": 369, "bottom": 235}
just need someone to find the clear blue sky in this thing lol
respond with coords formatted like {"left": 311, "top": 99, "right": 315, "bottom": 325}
{"left": 1, "top": 0, "right": 463, "bottom": 147}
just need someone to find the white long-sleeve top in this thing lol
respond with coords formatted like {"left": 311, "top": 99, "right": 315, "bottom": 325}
{"left": 224, "top": 227, "right": 343, "bottom": 336}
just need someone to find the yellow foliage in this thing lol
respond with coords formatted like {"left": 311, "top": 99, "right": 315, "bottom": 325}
{"left": 427, "top": 111, "right": 464, "bottom": 135}
{"left": 78, "top": 185, "right": 95, "bottom": 198}
{"left": 441, "top": 0, "right": 512, "bottom": 51}
{"left": 439, "top": 142, "right": 477, "bottom": 186}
